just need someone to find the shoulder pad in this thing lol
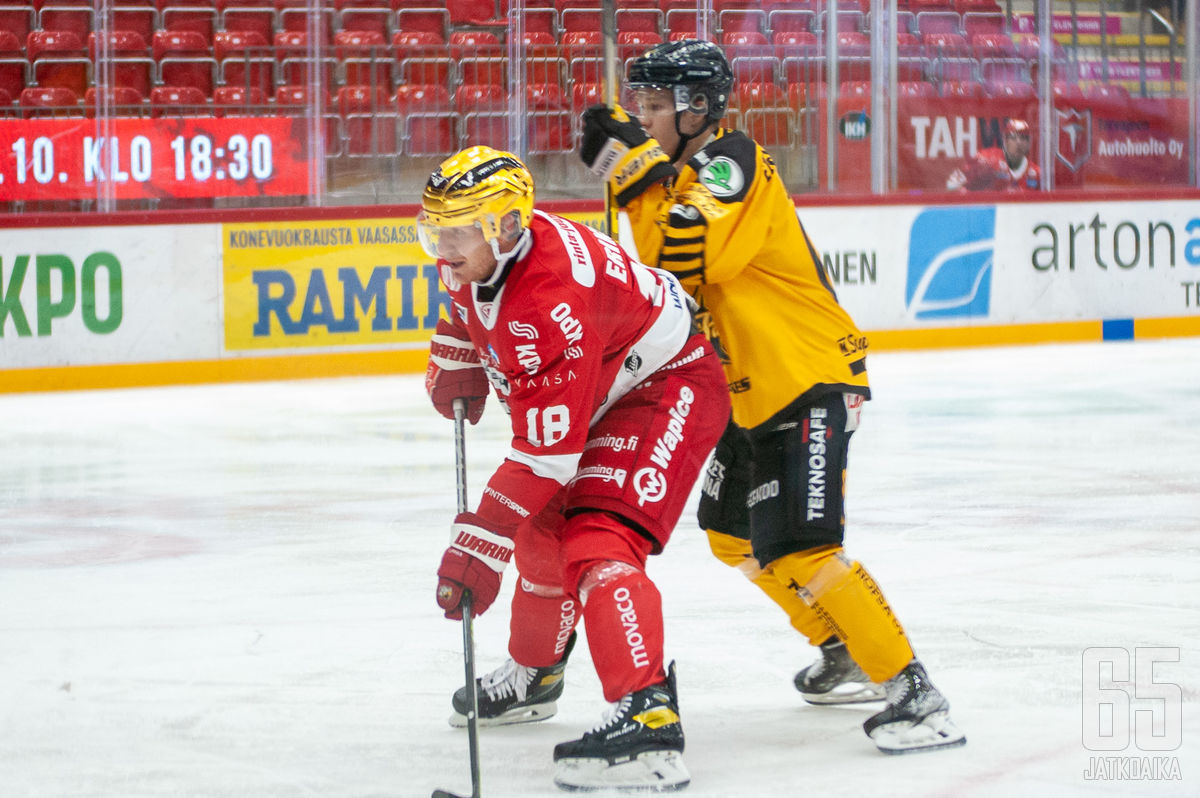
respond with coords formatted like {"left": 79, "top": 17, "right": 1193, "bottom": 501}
{"left": 685, "top": 130, "right": 759, "bottom": 204}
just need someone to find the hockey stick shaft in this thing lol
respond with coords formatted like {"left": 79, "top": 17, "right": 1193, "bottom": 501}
{"left": 600, "top": 0, "right": 618, "bottom": 238}
{"left": 433, "top": 399, "right": 481, "bottom": 798}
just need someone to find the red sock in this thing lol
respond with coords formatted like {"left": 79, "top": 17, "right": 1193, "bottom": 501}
{"left": 508, "top": 577, "right": 579, "bottom": 668}
{"left": 580, "top": 567, "right": 665, "bottom": 702}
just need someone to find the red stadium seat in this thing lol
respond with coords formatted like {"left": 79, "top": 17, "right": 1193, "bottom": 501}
{"left": 338, "top": 2, "right": 389, "bottom": 38}
{"left": 939, "top": 78, "right": 983, "bottom": 97}
{"left": 28, "top": 30, "right": 89, "bottom": 97}
{"left": 395, "top": 7, "right": 449, "bottom": 43}
{"left": 398, "top": 54, "right": 452, "bottom": 89}
{"left": 397, "top": 84, "right": 455, "bottom": 156}
{"left": 112, "top": 5, "right": 158, "bottom": 43}
{"left": 561, "top": 30, "right": 602, "bottom": 60}
{"left": 448, "top": 29, "right": 500, "bottom": 58}
{"left": 743, "top": 106, "right": 792, "bottom": 147}
{"left": 334, "top": 29, "right": 391, "bottom": 90}
{"left": 616, "top": 29, "right": 662, "bottom": 59}
{"left": 19, "top": 85, "right": 80, "bottom": 117}
{"left": 85, "top": 85, "right": 145, "bottom": 116}
{"left": 719, "top": 8, "right": 766, "bottom": 34}
{"left": 391, "top": 30, "right": 440, "bottom": 47}
{"left": 898, "top": 79, "right": 937, "bottom": 96}
{"left": 154, "top": 29, "right": 216, "bottom": 95}
{"left": 222, "top": 4, "right": 276, "bottom": 41}
{"left": 161, "top": 3, "right": 217, "bottom": 43}
{"left": 0, "top": 6, "right": 36, "bottom": 49}
{"left": 985, "top": 79, "right": 1034, "bottom": 98}
{"left": 212, "top": 84, "right": 265, "bottom": 115}
{"left": 454, "top": 82, "right": 505, "bottom": 111}
{"left": 150, "top": 85, "right": 208, "bottom": 116}
{"left": 38, "top": 4, "right": 94, "bottom": 40}
{"left": 278, "top": 4, "right": 333, "bottom": 44}
{"left": 461, "top": 110, "right": 508, "bottom": 150}
{"left": 89, "top": 31, "right": 153, "bottom": 98}
{"left": 0, "top": 30, "right": 27, "bottom": 101}
{"left": 459, "top": 55, "right": 506, "bottom": 87}
{"left": 275, "top": 30, "right": 336, "bottom": 87}
{"left": 768, "top": 9, "right": 815, "bottom": 34}
{"left": 338, "top": 84, "right": 396, "bottom": 156}
{"left": 275, "top": 83, "right": 341, "bottom": 155}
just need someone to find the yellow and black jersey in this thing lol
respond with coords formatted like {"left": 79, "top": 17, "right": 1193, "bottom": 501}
{"left": 619, "top": 128, "right": 870, "bottom": 429}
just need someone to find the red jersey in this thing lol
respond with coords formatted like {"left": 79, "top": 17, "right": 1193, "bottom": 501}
{"left": 946, "top": 148, "right": 1042, "bottom": 192}
{"left": 438, "top": 210, "right": 695, "bottom": 537}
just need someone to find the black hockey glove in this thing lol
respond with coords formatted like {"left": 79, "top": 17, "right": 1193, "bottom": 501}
{"left": 580, "top": 104, "right": 676, "bottom": 206}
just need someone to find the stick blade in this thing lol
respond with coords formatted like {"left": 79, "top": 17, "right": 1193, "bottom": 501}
{"left": 431, "top": 790, "right": 468, "bottom": 798}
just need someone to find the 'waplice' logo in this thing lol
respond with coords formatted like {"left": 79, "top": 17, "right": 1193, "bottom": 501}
{"left": 906, "top": 207, "right": 995, "bottom": 321}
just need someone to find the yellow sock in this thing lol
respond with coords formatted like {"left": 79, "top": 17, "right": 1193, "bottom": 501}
{"left": 706, "top": 529, "right": 834, "bottom": 645}
{"left": 767, "top": 546, "right": 913, "bottom": 682}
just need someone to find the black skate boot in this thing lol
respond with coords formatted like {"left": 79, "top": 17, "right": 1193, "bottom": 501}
{"left": 449, "top": 633, "right": 575, "bottom": 728}
{"left": 552, "top": 663, "right": 689, "bottom": 792}
{"left": 863, "top": 659, "right": 966, "bottom": 754}
{"left": 794, "top": 638, "right": 886, "bottom": 705}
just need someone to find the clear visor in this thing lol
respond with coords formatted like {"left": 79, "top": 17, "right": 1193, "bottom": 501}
{"left": 624, "top": 84, "right": 705, "bottom": 117}
{"left": 416, "top": 212, "right": 489, "bottom": 259}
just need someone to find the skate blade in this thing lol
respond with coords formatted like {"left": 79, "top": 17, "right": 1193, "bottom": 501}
{"left": 801, "top": 683, "right": 886, "bottom": 705}
{"left": 869, "top": 711, "right": 967, "bottom": 755}
{"left": 448, "top": 701, "right": 557, "bottom": 728}
{"left": 553, "top": 750, "right": 690, "bottom": 792}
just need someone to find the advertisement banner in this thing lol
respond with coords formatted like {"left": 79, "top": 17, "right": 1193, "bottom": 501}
{"left": 222, "top": 217, "right": 447, "bottom": 353}
{"left": 798, "top": 200, "right": 1200, "bottom": 330}
{"left": 890, "top": 97, "right": 1189, "bottom": 192}
{"left": 0, "top": 117, "right": 310, "bottom": 201}
{"left": 0, "top": 224, "right": 221, "bottom": 369}
{"left": 220, "top": 210, "right": 609, "bottom": 353}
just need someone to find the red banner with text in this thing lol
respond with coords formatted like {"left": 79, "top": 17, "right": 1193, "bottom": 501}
{"left": 0, "top": 116, "right": 310, "bottom": 201}
{"left": 817, "top": 96, "right": 1189, "bottom": 193}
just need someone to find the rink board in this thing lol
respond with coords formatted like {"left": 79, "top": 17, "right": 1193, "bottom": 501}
{"left": 1, "top": 199, "right": 1198, "bottom": 392}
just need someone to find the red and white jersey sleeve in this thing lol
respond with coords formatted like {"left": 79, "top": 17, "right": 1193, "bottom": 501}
{"left": 437, "top": 210, "right": 694, "bottom": 538}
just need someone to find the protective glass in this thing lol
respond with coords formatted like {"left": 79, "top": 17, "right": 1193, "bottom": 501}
{"left": 416, "top": 212, "right": 488, "bottom": 259}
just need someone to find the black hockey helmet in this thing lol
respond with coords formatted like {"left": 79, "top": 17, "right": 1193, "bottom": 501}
{"left": 626, "top": 39, "right": 734, "bottom": 125}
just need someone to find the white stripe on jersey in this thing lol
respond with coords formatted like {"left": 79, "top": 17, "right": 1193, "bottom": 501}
{"left": 507, "top": 448, "right": 582, "bottom": 485}
{"left": 536, "top": 209, "right": 596, "bottom": 288}
{"left": 590, "top": 267, "right": 693, "bottom": 426}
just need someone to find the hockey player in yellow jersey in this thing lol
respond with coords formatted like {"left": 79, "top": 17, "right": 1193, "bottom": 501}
{"left": 580, "top": 39, "right": 965, "bottom": 755}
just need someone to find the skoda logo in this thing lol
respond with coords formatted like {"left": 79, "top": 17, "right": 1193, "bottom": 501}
{"left": 697, "top": 157, "right": 744, "bottom": 198}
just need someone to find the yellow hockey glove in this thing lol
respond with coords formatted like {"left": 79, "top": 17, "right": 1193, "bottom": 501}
{"left": 580, "top": 104, "right": 676, "bottom": 206}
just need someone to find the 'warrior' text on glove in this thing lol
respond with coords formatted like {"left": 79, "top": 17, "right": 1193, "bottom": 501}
{"left": 436, "top": 512, "right": 514, "bottom": 619}
{"left": 425, "top": 318, "right": 488, "bottom": 424}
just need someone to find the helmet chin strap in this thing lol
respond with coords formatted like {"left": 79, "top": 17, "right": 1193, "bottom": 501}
{"left": 671, "top": 110, "right": 716, "bottom": 164}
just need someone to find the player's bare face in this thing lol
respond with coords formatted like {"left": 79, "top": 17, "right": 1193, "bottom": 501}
{"left": 631, "top": 88, "right": 708, "bottom": 165}
{"left": 1004, "top": 131, "right": 1031, "bottom": 166}
{"left": 434, "top": 224, "right": 497, "bottom": 283}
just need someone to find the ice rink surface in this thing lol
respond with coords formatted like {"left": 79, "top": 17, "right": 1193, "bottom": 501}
{"left": 2, "top": 338, "right": 1198, "bottom": 798}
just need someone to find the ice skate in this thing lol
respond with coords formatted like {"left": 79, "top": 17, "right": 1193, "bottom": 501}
{"left": 552, "top": 663, "right": 689, "bottom": 792}
{"left": 863, "top": 659, "right": 966, "bottom": 754}
{"left": 794, "top": 638, "right": 885, "bottom": 705}
{"left": 449, "top": 633, "right": 575, "bottom": 727}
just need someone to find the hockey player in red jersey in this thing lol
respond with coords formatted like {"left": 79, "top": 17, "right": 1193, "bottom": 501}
{"left": 420, "top": 146, "right": 729, "bottom": 792}
{"left": 946, "top": 118, "right": 1042, "bottom": 192}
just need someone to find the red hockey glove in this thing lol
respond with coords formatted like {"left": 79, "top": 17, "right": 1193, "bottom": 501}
{"left": 580, "top": 104, "right": 676, "bottom": 206}
{"left": 436, "top": 512, "right": 515, "bottom": 620}
{"left": 425, "top": 318, "right": 488, "bottom": 425}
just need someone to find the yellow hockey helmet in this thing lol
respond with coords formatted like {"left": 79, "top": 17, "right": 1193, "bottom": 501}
{"left": 418, "top": 146, "right": 535, "bottom": 259}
